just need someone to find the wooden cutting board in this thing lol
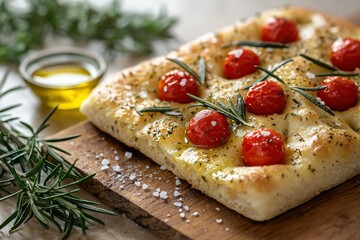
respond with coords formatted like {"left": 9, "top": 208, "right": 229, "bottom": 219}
{"left": 52, "top": 121, "right": 360, "bottom": 240}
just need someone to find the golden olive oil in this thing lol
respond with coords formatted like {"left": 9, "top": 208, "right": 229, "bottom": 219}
{"left": 29, "top": 63, "right": 100, "bottom": 109}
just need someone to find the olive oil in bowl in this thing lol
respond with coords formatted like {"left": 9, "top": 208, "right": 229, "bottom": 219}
{"left": 19, "top": 48, "right": 106, "bottom": 109}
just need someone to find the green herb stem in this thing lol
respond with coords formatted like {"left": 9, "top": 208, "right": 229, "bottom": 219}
{"left": 222, "top": 40, "right": 288, "bottom": 49}
{"left": 136, "top": 106, "right": 183, "bottom": 116}
{"left": 243, "top": 58, "right": 293, "bottom": 90}
{"left": 166, "top": 57, "right": 206, "bottom": 85}
{"left": 314, "top": 72, "right": 359, "bottom": 77}
{"left": 299, "top": 54, "right": 337, "bottom": 71}
{"left": 291, "top": 87, "right": 335, "bottom": 116}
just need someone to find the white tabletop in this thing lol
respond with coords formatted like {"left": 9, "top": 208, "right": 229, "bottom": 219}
{"left": 0, "top": 0, "right": 359, "bottom": 239}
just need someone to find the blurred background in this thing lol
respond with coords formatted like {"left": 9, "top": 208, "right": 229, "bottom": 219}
{"left": 0, "top": 0, "right": 359, "bottom": 239}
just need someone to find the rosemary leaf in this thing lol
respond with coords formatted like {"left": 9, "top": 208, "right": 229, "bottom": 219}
{"left": 255, "top": 66, "right": 286, "bottom": 84}
{"left": 166, "top": 58, "right": 204, "bottom": 85}
{"left": 222, "top": 40, "right": 288, "bottom": 49}
{"left": 0, "top": 189, "right": 22, "bottom": 202}
{"left": 44, "top": 135, "right": 81, "bottom": 143}
{"left": 0, "top": 86, "right": 25, "bottom": 98}
{"left": 299, "top": 54, "right": 337, "bottom": 71}
{"left": 292, "top": 86, "right": 327, "bottom": 91}
{"left": 136, "top": 106, "right": 183, "bottom": 116}
{"left": 235, "top": 94, "right": 246, "bottom": 120}
{"left": 291, "top": 87, "right": 335, "bottom": 116}
{"left": 243, "top": 58, "right": 293, "bottom": 90}
{"left": 314, "top": 72, "right": 359, "bottom": 77}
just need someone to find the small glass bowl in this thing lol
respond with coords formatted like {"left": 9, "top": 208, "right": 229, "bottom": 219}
{"left": 19, "top": 47, "right": 106, "bottom": 110}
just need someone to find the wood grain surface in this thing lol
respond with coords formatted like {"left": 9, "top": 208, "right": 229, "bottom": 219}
{"left": 52, "top": 121, "right": 360, "bottom": 240}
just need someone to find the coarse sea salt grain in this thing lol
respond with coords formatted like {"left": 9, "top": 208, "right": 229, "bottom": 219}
{"left": 183, "top": 205, "right": 189, "bottom": 212}
{"left": 173, "top": 202, "right": 182, "bottom": 207}
{"left": 139, "top": 91, "right": 147, "bottom": 98}
{"left": 175, "top": 179, "right": 181, "bottom": 186}
{"left": 113, "top": 165, "right": 121, "bottom": 172}
{"left": 215, "top": 207, "right": 220, "bottom": 211}
{"left": 180, "top": 79, "right": 187, "bottom": 87}
{"left": 160, "top": 166, "right": 167, "bottom": 170}
{"left": 152, "top": 192, "right": 160, "bottom": 198}
{"left": 211, "top": 121, "right": 217, "bottom": 127}
{"left": 142, "top": 184, "right": 149, "bottom": 190}
{"left": 233, "top": 49, "right": 243, "bottom": 58}
{"left": 215, "top": 218, "right": 223, "bottom": 224}
{"left": 160, "top": 191, "right": 168, "bottom": 199}
{"left": 134, "top": 181, "right": 141, "bottom": 187}
{"left": 185, "top": 219, "right": 190, "bottom": 223}
{"left": 101, "top": 166, "right": 109, "bottom": 170}
{"left": 125, "top": 151, "right": 133, "bottom": 159}
{"left": 129, "top": 173, "right": 136, "bottom": 181}
{"left": 114, "top": 156, "right": 120, "bottom": 161}
{"left": 260, "top": 130, "right": 270, "bottom": 137}
{"left": 101, "top": 159, "right": 110, "bottom": 166}
{"left": 306, "top": 72, "right": 315, "bottom": 79}
{"left": 174, "top": 190, "right": 181, "bottom": 197}
{"left": 179, "top": 212, "right": 186, "bottom": 218}
{"left": 191, "top": 211, "right": 200, "bottom": 217}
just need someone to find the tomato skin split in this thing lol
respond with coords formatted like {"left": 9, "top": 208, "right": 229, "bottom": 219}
{"left": 242, "top": 128, "right": 285, "bottom": 166}
{"left": 187, "top": 109, "right": 230, "bottom": 148}
{"left": 261, "top": 17, "right": 299, "bottom": 44}
{"left": 223, "top": 48, "right": 260, "bottom": 79}
{"left": 158, "top": 70, "right": 199, "bottom": 103}
{"left": 317, "top": 76, "right": 358, "bottom": 111}
{"left": 245, "top": 80, "right": 286, "bottom": 115}
{"left": 330, "top": 38, "right": 360, "bottom": 71}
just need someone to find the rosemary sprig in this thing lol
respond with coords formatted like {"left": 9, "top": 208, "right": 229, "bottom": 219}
{"left": 299, "top": 54, "right": 359, "bottom": 78}
{"left": 222, "top": 40, "right": 288, "bottom": 49}
{"left": 299, "top": 54, "right": 337, "bottom": 71}
{"left": 187, "top": 93, "right": 252, "bottom": 126}
{"left": 291, "top": 86, "right": 335, "bottom": 116}
{"left": 255, "top": 66, "right": 286, "bottom": 84}
{"left": 166, "top": 57, "right": 206, "bottom": 85}
{"left": 135, "top": 106, "right": 183, "bottom": 116}
{"left": 0, "top": 70, "right": 115, "bottom": 238}
{"left": 243, "top": 58, "right": 293, "bottom": 90}
{"left": 0, "top": 0, "right": 177, "bottom": 63}
{"left": 314, "top": 72, "right": 359, "bottom": 77}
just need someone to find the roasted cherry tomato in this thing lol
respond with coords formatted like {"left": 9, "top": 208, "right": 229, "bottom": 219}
{"left": 261, "top": 17, "right": 299, "bottom": 44}
{"left": 223, "top": 48, "right": 260, "bottom": 79}
{"left": 317, "top": 76, "right": 358, "bottom": 111}
{"left": 158, "top": 70, "right": 199, "bottom": 103}
{"left": 330, "top": 38, "right": 360, "bottom": 71}
{"left": 245, "top": 80, "right": 286, "bottom": 115}
{"left": 187, "top": 109, "right": 230, "bottom": 148}
{"left": 242, "top": 128, "right": 285, "bottom": 166}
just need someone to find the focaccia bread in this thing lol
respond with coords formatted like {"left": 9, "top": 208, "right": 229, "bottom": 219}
{"left": 80, "top": 7, "right": 360, "bottom": 221}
